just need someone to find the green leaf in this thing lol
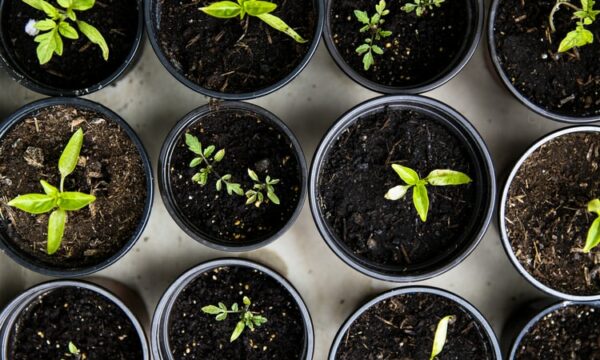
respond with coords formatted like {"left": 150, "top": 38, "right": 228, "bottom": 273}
{"left": 57, "top": 0, "right": 73, "bottom": 9}
{"left": 58, "top": 192, "right": 96, "bottom": 211}
{"left": 256, "top": 13, "right": 308, "bottom": 43}
{"left": 203, "top": 145, "right": 215, "bottom": 158}
{"left": 47, "top": 209, "right": 66, "bottom": 255}
{"left": 243, "top": 296, "right": 251, "bottom": 306}
{"left": 34, "top": 19, "right": 57, "bottom": 31}
{"left": 380, "top": 30, "right": 392, "bottom": 37}
{"left": 59, "top": 128, "right": 84, "bottom": 179}
{"left": 413, "top": 184, "right": 429, "bottom": 222}
{"left": 8, "top": 194, "right": 57, "bottom": 214}
{"left": 185, "top": 134, "right": 202, "bottom": 155}
{"left": 40, "top": 180, "right": 59, "bottom": 197}
{"left": 426, "top": 170, "right": 472, "bottom": 186}
{"left": 190, "top": 157, "right": 203, "bottom": 167}
{"left": 267, "top": 190, "right": 280, "bottom": 205}
{"left": 216, "top": 179, "right": 223, "bottom": 191}
{"left": 244, "top": 0, "right": 277, "bottom": 16}
{"left": 227, "top": 183, "right": 244, "bottom": 196}
{"left": 216, "top": 312, "right": 227, "bottom": 321}
{"left": 246, "top": 193, "right": 257, "bottom": 205}
{"left": 558, "top": 27, "right": 594, "bottom": 52}
{"left": 253, "top": 315, "right": 267, "bottom": 326}
{"left": 391, "top": 164, "right": 420, "bottom": 185}
{"left": 214, "top": 149, "right": 225, "bottom": 162}
{"left": 430, "top": 315, "right": 455, "bottom": 360}
{"left": 76, "top": 20, "right": 109, "bottom": 60}
{"left": 384, "top": 185, "right": 412, "bottom": 201}
{"left": 356, "top": 43, "right": 370, "bottom": 55}
{"left": 372, "top": 45, "right": 384, "bottom": 55}
{"left": 354, "top": 10, "right": 370, "bottom": 24}
{"left": 40, "top": 1, "right": 60, "bottom": 19}
{"left": 71, "top": 0, "right": 95, "bottom": 11}
{"left": 583, "top": 217, "right": 600, "bottom": 253}
{"left": 54, "top": 29, "right": 63, "bottom": 55}
{"left": 66, "top": 8, "right": 77, "bottom": 20}
{"left": 200, "top": 1, "right": 242, "bottom": 18}
{"left": 230, "top": 320, "right": 245, "bottom": 342}
{"left": 68, "top": 342, "right": 79, "bottom": 355}
{"left": 375, "top": 0, "right": 385, "bottom": 14}
{"left": 362, "top": 51, "right": 374, "bottom": 70}
{"left": 248, "top": 168, "right": 259, "bottom": 182}
{"left": 58, "top": 22, "right": 79, "bottom": 39}
{"left": 231, "top": 303, "right": 239, "bottom": 312}
{"left": 589, "top": 199, "right": 600, "bottom": 215}
{"left": 202, "top": 305, "right": 223, "bottom": 315}
{"left": 35, "top": 30, "right": 58, "bottom": 65}
{"left": 21, "top": 0, "right": 48, "bottom": 11}
{"left": 199, "top": 171, "right": 208, "bottom": 186}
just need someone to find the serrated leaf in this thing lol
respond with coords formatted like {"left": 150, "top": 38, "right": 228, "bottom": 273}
{"left": 186, "top": 134, "right": 202, "bottom": 155}
{"left": 356, "top": 43, "right": 370, "bottom": 55}
{"left": 76, "top": 20, "right": 109, "bottom": 60}
{"left": 426, "top": 169, "right": 472, "bottom": 186}
{"left": 200, "top": 1, "right": 242, "bottom": 18}
{"left": 34, "top": 19, "right": 57, "bottom": 31}
{"left": 40, "top": 1, "right": 60, "bottom": 18}
{"left": 354, "top": 10, "right": 370, "bottom": 24}
{"left": 8, "top": 193, "right": 57, "bottom": 214}
{"left": 391, "top": 164, "right": 420, "bottom": 185}
{"left": 58, "top": 21, "right": 79, "bottom": 39}
{"left": 413, "top": 184, "right": 429, "bottom": 222}
{"left": 54, "top": 30, "right": 63, "bottom": 55}
{"left": 59, "top": 128, "right": 84, "bottom": 179}
{"left": 227, "top": 183, "right": 244, "bottom": 196}
{"left": 58, "top": 192, "right": 96, "bottom": 211}
{"left": 35, "top": 30, "right": 58, "bottom": 64}
{"left": 203, "top": 145, "right": 215, "bottom": 158}
{"left": 47, "top": 209, "right": 66, "bottom": 254}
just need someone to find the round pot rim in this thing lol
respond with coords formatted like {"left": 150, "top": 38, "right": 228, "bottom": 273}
{"left": 143, "top": 0, "right": 324, "bottom": 100}
{"left": 322, "top": 0, "right": 484, "bottom": 94}
{"left": 0, "top": 0, "right": 145, "bottom": 97}
{"left": 0, "top": 279, "right": 150, "bottom": 360}
{"left": 487, "top": 0, "right": 600, "bottom": 124}
{"left": 0, "top": 97, "right": 154, "bottom": 277}
{"left": 158, "top": 101, "right": 307, "bottom": 252}
{"left": 150, "top": 257, "right": 315, "bottom": 360}
{"left": 499, "top": 125, "right": 600, "bottom": 301}
{"left": 328, "top": 286, "right": 502, "bottom": 359}
{"left": 309, "top": 94, "right": 496, "bottom": 282}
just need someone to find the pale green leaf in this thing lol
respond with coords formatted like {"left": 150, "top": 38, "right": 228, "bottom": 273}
{"left": 71, "top": 0, "right": 95, "bottom": 11}
{"left": 244, "top": 0, "right": 277, "bottom": 16}
{"left": 391, "top": 164, "right": 420, "bottom": 185}
{"left": 8, "top": 194, "right": 56, "bottom": 214}
{"left": 40, "top": 180, "right": 59, "bottom": 197}
{"left": 354, "top": 10, "right": 370, "bottom": 24}
{"left": 430, "top": 315, "right": 455, "bottom": 360}
{"left": 58, "top": 192, "right": 96, "bottom": 211}
{"left": 47, "top": 209, "right": 66, "bottom": 255}
{"left": 34, "top": 19, "right": 57, "bottom": 31}
{"left": 58, "top": 22, "right": 79, "bottom": 39}
{"left": 426, "top": 169, "right": 472, "bottom": 186}
{"left": 248, "top": 168, "right": 259, "bottom": 182}
{"left": 203, "top": 145, "right": 215, "bottom": 158}
{"left": 384, "top": 185, "right": 411, "bottom": 201}
{"left": 214, "top": 149, "right": 225, "bottom": 162}
{"left": 54, "top": 29, "right": 63, "bottom": 55}
{"left": 363, "top": 50, "right": 374, "bottom": 70}
{"left": 35, "top": 30, "right": 57, "bottom": 64}
{"left": 558, "top": 27, "right": 594, "bottom": 52}
{"left": 57, "top": 0, "right": 73, "bottom": 9}
{"left": 267, "top": 190, "right": 280, "bottom": 205}
{"left": 243, "top": 296, "right": 251, "bottom": 306}
{"left": 21, "top": 0, "right": 47, "bottom": 11}
{"left": 230, "top": 320, "right": 245, "bottom": 342}
{"left": 40, "top": 1, "right": 60, "bottom": 18}
{"left": 185, "top": 133, "right": 202, "bottom": 155}
{"left": 202, "top": 305, "right": 223, "bottom": 315}
{"left": 190, "top": 157, "right": 203, "bottom": 167}
{"left": 588, "top": 199, "right": 600, "bottom": 215}
{"left": 584, "top": 217, "right": 600, "bottom": 253}
{"left": 356, "top": 43, "right": 370, "bottom": 55}
{"left": 200, "top": 1, "right": 242, "bottom": 18}
{"left": 76, "top": 20, "right": 109, "bottom": 60}
{"left": 59, "top": 128, "right": 84, "bottom": 179}
{"left": 257, "top": 13, "right": 308, "bottom": 43}
{"left": 413, "top": 184, "right": 429, "bottom": 222}
{"left": 68, "top": 342, "right": 79, "bottom": 355}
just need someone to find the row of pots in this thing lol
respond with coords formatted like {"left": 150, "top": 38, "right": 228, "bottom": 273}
{"left": 0, "top": 0, "right": 596, "bottom": 122}
{"left": 2, "top": 257, "right": 592, "bottom": 359}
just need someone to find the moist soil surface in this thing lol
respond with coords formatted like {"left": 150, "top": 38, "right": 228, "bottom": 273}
{"left": 0, "top": 105, "right": 147, "bottom": 269}
{"left": 168, "top": 107, "right": 302, "bottom": 246}
{"left": 329, "top": 0, "right": 470, "bottom": 88}
{"left": 494, "top": 0, "right": 600, "bottom": 117}
{"left": 168, "top": 265, "right": 306, "bottom": 359}
{"left": 157, "top": 0, "right": 316, "bottom": 94}
{"left": 505, "top": 132, "right": 600, "bottom": 296}
{"left": 515, "top": 304, "right": 600, "bottom": 359}
{"left": 1, "top": 0, "right": 139, "bottom": 92}
{"left": 318, "top": 107, "right": 477, "bottom": 271}
{"left": 335, "top": 292, "right": 494, "bottom": 359}
{"left": 8, "top": 286, "right": 143, "bottom": 360}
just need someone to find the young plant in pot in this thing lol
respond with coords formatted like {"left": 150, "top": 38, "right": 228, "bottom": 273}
{"left": 323, "top": 0, "right": 483, "bottom": 94}
{"left": 309, "top": 95, "right": 495, "bottom": 282}
{"left": 0, "top": 280, "right": 150, "bottom": 359}
{"left": 0, "top": 0, "right": 143, "bottom": 96}
{"left": 0, "top": 97, "right": 153, "bottom": 277}
{"left": 500, "top": 126, "right": 600, "bottom": 301}
{"left": 151, "top": 258, "right": 315, "bottom": 359}
{"left": 145, "top": 0, "right": 323, "bottom": 99}
{"left": 329, "top": 287, "right": 502, "bottom": 359}
{"left": 158, "top": 101, "right": 306, "bottom": 251}
{"left": 490, "top": 0, "right": 600, "bottom": 122}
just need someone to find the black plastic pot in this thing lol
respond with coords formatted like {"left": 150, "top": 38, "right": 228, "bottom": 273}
{"left": 488, "top": 0, "right": 600, "bottom": 123}
{"left": 144, "top": 0, "right": 324, "bottom": 100}
{"left": 0, "top": 279, "right": 150, "bottom": 359}
{"left": 0, "top": 0, "right": 144, "bottom": 97}
{"left": 0, "top": 97, "right": 154, "bottom": 277}
{"left": 499, "top": 125, "right": 600, "bottom": 301}
{"left": 309, "top": 95, "right": 496, "bottom": 282}
{"left": 329, "top": 286, "right": 502, "bottom": 359}
{"left": 158, "top": 101, "right": 307, "bottom": 252}
{"left": 151, "top": 258, "right": 315, "bottom": 359}
{"left": 323, "top": 0, "right": 483, "bottom": 94}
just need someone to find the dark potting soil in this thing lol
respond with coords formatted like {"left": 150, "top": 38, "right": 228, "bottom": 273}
{"left": 156, "top": 0, "right": 316, "bottom": 94}
{"left": 335, "top": 292, "right": 494, "bottom": 359}
{"left": 505, "top": 132, "right": 600, "bottom": 296}
{"left": 1, "top": 0, "right": 139, "bottom": 91}
{"left": 168, "top": 265, "right": 306, "bottom": 359}
{"left": 8, "top": 286, "right": 143, "bottom": 360}
{"left": 168, "top": 108, "right": 302, "bottom": 245}
{"left": 318, "top": 107, "right": 477, "bottom": 270}
{"left": 329, "top": 0, "right": 470, "bottom": 87}
{"left": 0, "top": 105, "right": 147, "bottom": 269}
{"left": 494, "top": 0, "right": 600, "bottom": 117}
{"left": 515, "top": 304, "right": 600, "bottom": 359}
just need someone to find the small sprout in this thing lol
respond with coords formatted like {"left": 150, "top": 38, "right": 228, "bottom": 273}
{"left": 354, "top": 0, "right": 393, "bottom": 70}
{"left": 245, "top": 168, "right": 280, "bottom": 207}
{"left": 21, "top": 0, "right": 109, "bottom": 65}
{"left": 549, "top": 0, "right": 599, "bottom": 53}
{"left": 384, "top": 164, "right": 472, "bottom": 222}
{"left": 7, "top": 129, "right": 96, "bottom": 255}
{"left": 401, "top": 0, "right": 445, "bottom": 17}
{"left": 202, "top": 296, "right": 268, "bottom": 342}
{"left": 200, "top": 0, "right": 307, "bottom": 43}
{"left": 429, "top": 315, "right": 455, "bottom": 360}
{"left": 583, "top": 199, "right": 600, "bottom": 252}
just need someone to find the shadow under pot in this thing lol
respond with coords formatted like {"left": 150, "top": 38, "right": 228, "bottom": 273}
{"left": 310, "top": 95, "right": 495, "bottom": 282}
{"left": 159, "top": 102, "right": 306, "bottom": 251}
{"left": 329, "top": 287, "right": 501, "bottom": 359}
{"left": 500, "top": 126, "right": 600, "bottom": 301}
{"left": 151, "top": 258, "right": 315, "bottom": 359}
{"left": 0, "top": 97, "right": 153, "bottom": 277}
{"left": 489, "top": 0, "right": 600, "bottom": 123}
{"left": 0, "top": 0, "right": 144, "bottom": 96}
{"left": 0, "top": 280, "right": 150, "bottom": 359}
{"left": 145, "top": 0, "right": 324, "bottom": 100}
{"left": 323, "top": 0, "right": 483, "bottom": 94}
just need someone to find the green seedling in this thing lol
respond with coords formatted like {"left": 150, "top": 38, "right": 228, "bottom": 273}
{"left": 384, "top": 164, "right": 472, "bottom": 222}
{"left": 354, "top": 0, "right": 393, "bottom": 71}
{"left": 202, "top": 296, "right": 268, "bottom": 342}
{"left": 200, "top": 0, "right": 307, "bottom": 43}
{"left": 66, "top": 341, "right": 85, "bottom": 359}
{"left": 7, "top": 129, "right": 96, "bottom": 255}
{"left": 429, "top": 315, "right": 455, "bottom": 360}
{"left": 549, "top": 0, "right": 600, "bottom": 52}
{"left": 583, "top": 199, "right": 600, "bottom": 252}
{"left": 401, "top": 0, "right": 445, "bottom": 16}
{"left": 245, "top": 168, "right": 280, "bottom": 207}
{"left": 22, "top": 0, "right": 109, "bottom": 65}
{"left": 186, "top": 133, "right": 243, "bottom": 196}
